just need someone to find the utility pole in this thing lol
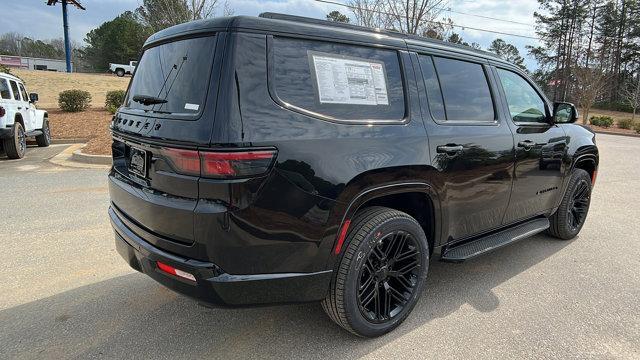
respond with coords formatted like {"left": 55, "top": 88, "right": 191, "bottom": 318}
{"left": 46, "top": 0, "right": 86, "bottom": 73}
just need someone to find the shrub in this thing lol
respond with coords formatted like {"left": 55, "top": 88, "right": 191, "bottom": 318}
{"left": 0, "top": 64, "right": 11, "bottom": 75}
{"left": 590, "top": 115, "right": 614, "bottom": 128}
{"left": 618, "top": 118, "right": 634, "bottom": 129}
{"left": 58, "top": 89, "right": 91, "bottom": 112}
{"left": 105, "top": 90, "right": 126, "bottom": 114}
{"left": 634, "top": 122, "right": 640, "bottom": 134}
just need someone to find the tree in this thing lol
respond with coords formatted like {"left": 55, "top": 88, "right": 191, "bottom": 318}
{"left": 82, "top": 11, "right": 152, "bottom": 71}
{"left": 348, "top": 0, "right": 388, "bottom": 28}
{"left": 326, "top": 10, "right": 350, "bottom": 23}
{"left": 135, "top": 0, "right": 220, "bottom": 32}
{"left": 488, "top": 38, "right": 527, "bottom": 71}
{"left": 573, "top": 67, "right": 608, "bottom": 123}
{"left": 347, "top": 0, "right": 449, "bottom": 35}
{"left": 620, "top": 78, "right": 640, "bottom": 121}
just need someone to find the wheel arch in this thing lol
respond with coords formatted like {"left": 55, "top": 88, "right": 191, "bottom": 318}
{"left": 14, "top": 113, "right": 24, "bottom": 128}
{"left": 333, "top": 182, "right": 442, "bottom": 258}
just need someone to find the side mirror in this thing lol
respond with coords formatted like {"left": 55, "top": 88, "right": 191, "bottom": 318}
{"left": 29, "top": 92, "right": 39, "bottom": 103}
{"left": 553, "top": 102, "right": 578, "bottom": 124}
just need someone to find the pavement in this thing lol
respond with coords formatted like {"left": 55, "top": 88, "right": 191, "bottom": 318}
{"left": 0, "top": 135, "right": 638, "bottom": 360}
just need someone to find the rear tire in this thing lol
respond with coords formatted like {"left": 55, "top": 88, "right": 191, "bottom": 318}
{"left": 115, "top": 69, "right": 125, "bottom": 77}
{"left": 35, "top": 118, "right": 51, "bottom": 147}
{"left": 322, "top": 206, "right": 429, "bottom": 337}
{"left": 548, "top": 169, "right": 592, "bottom": 240}
{"left": 3, "top": 122, "right": 26, "bottom": 159}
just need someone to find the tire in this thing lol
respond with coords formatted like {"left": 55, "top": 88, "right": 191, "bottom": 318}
{"left": 35, "top": 118, "right": 51, "bottom": 147}
{"left": 322, "top": 206, "right": 430, "bottom": 337}
{"left": 115, "top": 69, "right": 125, "bottom": 77}
{"left": 547, "top": 169, "right": 592, "bottom": 240}
{"left": 2, "top": 122, "right": 26, "bottom": 159}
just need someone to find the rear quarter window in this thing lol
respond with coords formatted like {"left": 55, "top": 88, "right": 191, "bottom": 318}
{"left": 0, "top": 79, "right": 10, "bottom": 99}
{"left": 270, "top": 37, "right": 406, "bottom": 123}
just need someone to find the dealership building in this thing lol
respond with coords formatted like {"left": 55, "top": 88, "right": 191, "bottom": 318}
{"left": 0, "top": 54, "right": 72, "bottom": 72}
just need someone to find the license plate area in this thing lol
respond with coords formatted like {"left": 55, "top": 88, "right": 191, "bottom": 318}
{"left": 128, "top": 146, "right": 148, "bottom": 179}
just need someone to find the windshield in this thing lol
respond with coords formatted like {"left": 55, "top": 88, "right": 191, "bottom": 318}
{"left": 124, "top": 35, "right": 216, "bottom": 117}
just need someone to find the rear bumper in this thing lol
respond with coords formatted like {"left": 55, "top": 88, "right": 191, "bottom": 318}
{"left": 109, "top": 207, "right": 332, "bottom": 307}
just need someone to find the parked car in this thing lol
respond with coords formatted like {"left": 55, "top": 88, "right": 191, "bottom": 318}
{"left": 0, "top": 72, "right": 50, "bottom": 159}
{"left": 108, "top": 61, "right": 137, "bottom": 77}
{"left": 108, "top": 14, "right": 598, "bottom": 337}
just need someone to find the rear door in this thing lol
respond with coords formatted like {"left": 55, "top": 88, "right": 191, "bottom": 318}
{"left": 415, "top": 53, "right": 515, "bottom": 242}
{"left": 491, "top": 66, "right": 567, "bottom": 224}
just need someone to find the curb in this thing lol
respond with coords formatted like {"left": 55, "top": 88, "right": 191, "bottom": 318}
{"left": 71, "top": 148, "right": 112, "bottom": 165}
{"left": 51, "top": 138, "right": 90, "bottom": 144}
{"left": 592, "top": 129, "right": 640, "bottom": 138}
{"left": 49, "top": 144, "right": 110, "bottom": 169}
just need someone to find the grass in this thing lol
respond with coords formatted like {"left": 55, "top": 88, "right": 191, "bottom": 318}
{"left": 13, "top": 69, "right": 129, "bottom": 109}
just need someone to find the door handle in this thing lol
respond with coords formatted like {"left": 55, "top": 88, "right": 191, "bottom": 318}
{"left": 436, "top": 144, "right": 464, "bottom": 155}
{"left": 17, "top": 107, "right": 22, "bottom": 110}
{"left": 518, "top": 140, "right": 535, "bottom": 150}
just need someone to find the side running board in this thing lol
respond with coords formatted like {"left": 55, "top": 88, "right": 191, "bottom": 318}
{"left": 441, "top": 218, "right": 550, "bottom": 263}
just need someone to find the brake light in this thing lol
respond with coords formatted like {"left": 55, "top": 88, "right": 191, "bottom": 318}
{"left": 160, "top": 147, "right": 277, "bottom": 178}
{"left": 0, "top": 106, "right": 5, "bottom": 117}
{"left": 156, "top": 261, "right": 196, "bottom": 282}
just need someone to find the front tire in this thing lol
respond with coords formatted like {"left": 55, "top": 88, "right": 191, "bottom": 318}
{"left": 548, "top": 169, "right": 592, "bottom": 240}
{"left": 322, "top": 207, "right": 429, "bottom": 337}
{"left": 115, "top": 69, "right": 125, "bottom": 77}
{"left": 35, "top": 118, "right": 51, "bottom": 147}
{"left": 3, "top": 122, "right": 26, "bottom": 159}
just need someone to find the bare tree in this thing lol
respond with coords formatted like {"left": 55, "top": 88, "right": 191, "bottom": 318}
{"left": 620, "top": 77, "right": 640, "bottom": 121}
{"left": 573, "top": 67, "right": 608, "bottom": 124}
{"left": 137, "top": 0, "right": 220, "bottom": 31}
{"left": 348, "top": 0, "right": 388, "bottom": 28}
{"left": 385, "top": 0, "right": 448, "bottom": 35}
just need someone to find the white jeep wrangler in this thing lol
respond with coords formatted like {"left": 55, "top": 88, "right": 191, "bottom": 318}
{"left": 0, "top": 72, "right": 50, "bottom": 159}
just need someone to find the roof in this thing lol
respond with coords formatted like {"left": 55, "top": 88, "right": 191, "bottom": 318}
{"left": 0, "top": 72, "right": 23, "bottom": 83}
{"left": 144, "top": 13, "right": 508, "bottom": 65}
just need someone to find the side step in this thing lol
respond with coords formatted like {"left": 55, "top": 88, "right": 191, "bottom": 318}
{"left": 441, "top": 218, "right": 550, "bottom": 263}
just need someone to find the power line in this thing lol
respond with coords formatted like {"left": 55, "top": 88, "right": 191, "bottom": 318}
{"left": 316, "top": 0, "right": 540, "bottom": 40}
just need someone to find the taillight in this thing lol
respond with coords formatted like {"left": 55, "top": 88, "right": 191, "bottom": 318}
{"left": 159, "top": 147, "right": 277, "bottom": 179}
{"left": 0, "top": 106, "right": 5, "bottom": 117}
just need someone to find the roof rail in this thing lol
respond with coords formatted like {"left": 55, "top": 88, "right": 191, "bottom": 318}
{"left": 258, "top": 12, "right": 501, "bottom": 60}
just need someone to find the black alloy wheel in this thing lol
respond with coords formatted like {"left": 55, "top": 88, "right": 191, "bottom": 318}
{"left": 357, "top": 230, "right": 421, "bottom": 323}
{"left": 567, "top": 178, "right": 590, "bottom": 232}
{"left": 322, "top": 206, "right": 429, "bottom": 337}
{"left": 548, "top": 169, "right": 592, "bottom": 240}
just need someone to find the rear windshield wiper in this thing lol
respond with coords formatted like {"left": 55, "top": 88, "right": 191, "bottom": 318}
{"left": 131, "top": 94, "right": 168, "bottom": 106}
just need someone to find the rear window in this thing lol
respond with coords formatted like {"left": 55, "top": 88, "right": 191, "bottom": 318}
{"left": 0, "top": 79, "right": 9, "bottom": 99}
{"left": 271, "top": 37, "right": 406, "bottom": 122}
{"left": 124, "top": 35, "right": 216, "bottom": 117}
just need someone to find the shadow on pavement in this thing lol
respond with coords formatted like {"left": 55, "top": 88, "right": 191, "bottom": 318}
{"left": 0, "top": 234, "right": 572, "bottom": 359}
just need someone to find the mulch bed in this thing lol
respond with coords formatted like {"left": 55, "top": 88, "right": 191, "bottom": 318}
{"left": 46, "top": 108, "right": 113, "bottom": 155}
{"left": 587, "top": 125, "right": 640, "bottom": 137}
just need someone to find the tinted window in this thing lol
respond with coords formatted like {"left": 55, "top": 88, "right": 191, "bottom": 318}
{"left": 497, "top": 68, "right": 547, "bottom": 123}
{"left": 433, "top": 57, "right": 494, "bottom": 122}
{"left": 19, "top": 84, "right": 28, "bottom": 102}
{"left": 9, "top": 80, "right": 20, "bottom": 100}
{"left": 125, "top": 35, "right": 216, "bottom": 116}
{"left": 272, "top": 37, "right": 405, "bottom": 122}
{"left": 0, "top": 79, "right": 9, "bottom": 99}
{"left": 418, "top": 55, "right": 446, "bottom": 120}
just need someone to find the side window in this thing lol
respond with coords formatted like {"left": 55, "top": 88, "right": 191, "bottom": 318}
{"left": 9, "top": 80, "right": 20, "bottom": 100}
{"left": 19, "top": 84, "right": 28, "bottom": 102}
{"left": 497, "top": 68, "right": 547, "bottom": 123}
{"left": 417, "top": 55, "right": 446, "bottom": 120}
{"left": 432, "top": 57, "right": 495, "bottom": 122}
{"left": 0, "top": 79, "right": 10, "bottom": 99}
{"left": 271, "top": 36, "right": 406, "bottom": 122}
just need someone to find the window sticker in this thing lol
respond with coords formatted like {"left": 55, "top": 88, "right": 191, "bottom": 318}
{"left": 184, "top": 103, "right": 200, "bottom": 111}
{"left": 310, "top": 52, "right": 389, "bottom": 105}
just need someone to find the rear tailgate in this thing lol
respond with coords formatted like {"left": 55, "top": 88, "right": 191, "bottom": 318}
{"left": 109, "top": 34, "right": 223, "bottom": 248}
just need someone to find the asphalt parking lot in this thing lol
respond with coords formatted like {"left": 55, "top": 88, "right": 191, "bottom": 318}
{"left": 1, "top": 134, "right": 638, "bottom": 359}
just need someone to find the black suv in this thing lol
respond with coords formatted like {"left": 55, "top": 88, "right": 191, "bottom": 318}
{"left": 108, "top": 13, "right": 598, "bottom": 337}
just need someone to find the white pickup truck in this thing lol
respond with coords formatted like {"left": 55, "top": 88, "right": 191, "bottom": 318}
{"left": 109, "top": 61, "right": 137, "bottom": 77}
{"left": 0, "top": 72, "right": 50, "bottom": 159}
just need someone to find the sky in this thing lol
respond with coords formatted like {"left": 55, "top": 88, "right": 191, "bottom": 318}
{"left": 2, "top": 0, "right": 542, "bottom": 69}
